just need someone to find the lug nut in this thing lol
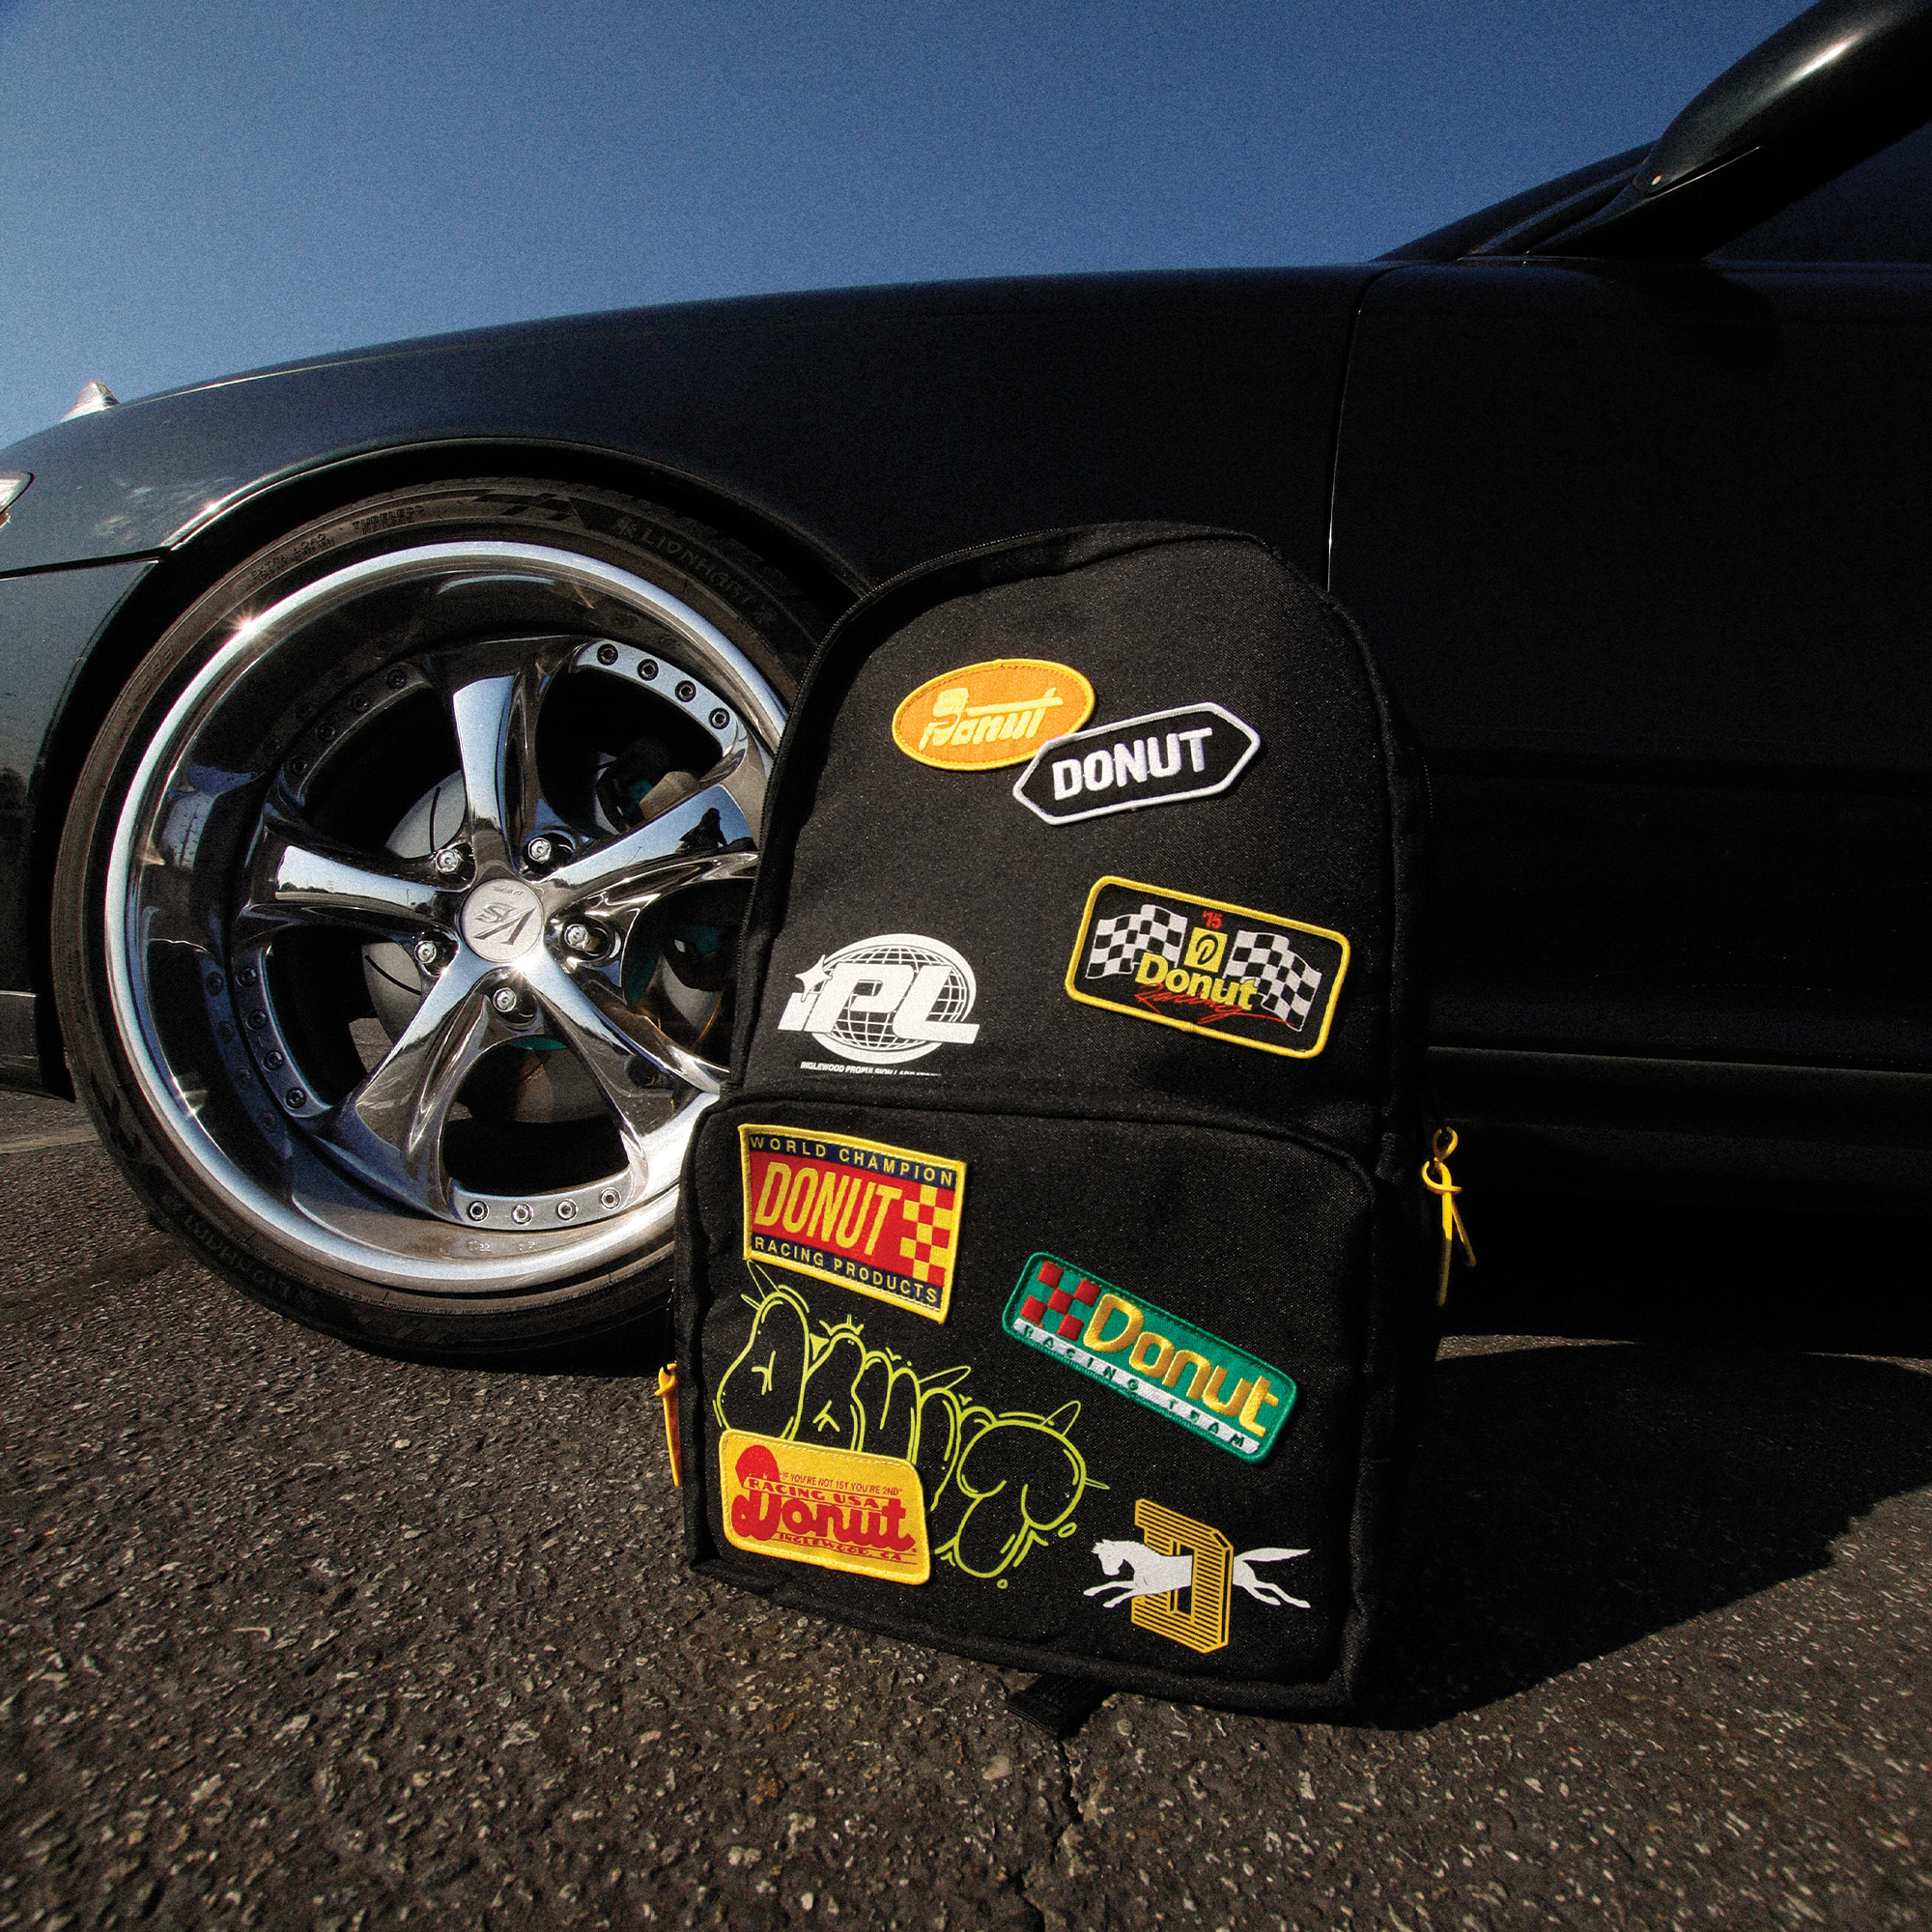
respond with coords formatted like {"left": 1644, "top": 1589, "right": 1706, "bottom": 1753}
{"left": 561, "top": 921, "right": 603, "bottom": 956}
{"left": 526, "top": 836, "right": 555, "bottom": 867}
{"left": 491, "top": 986, "right": 526, "bottom": 1017}
{"left": 433, "top": 844, "right": 467, "bottom": 878}
{"left": 414, "top": 939, "right": 442, "bottom": 973}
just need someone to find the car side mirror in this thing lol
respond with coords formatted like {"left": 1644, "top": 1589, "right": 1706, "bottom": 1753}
{"left": 1535, "top": 0, "right": 1932, "bottom": 259}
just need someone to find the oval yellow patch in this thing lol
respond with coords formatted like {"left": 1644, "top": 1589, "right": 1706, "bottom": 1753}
{"left": 892, "top": 659, "right": 1095, "bottom": 771}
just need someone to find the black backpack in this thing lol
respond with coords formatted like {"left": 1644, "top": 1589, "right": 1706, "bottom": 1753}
{"left": 672, "top": 525, "right": 1435, "bottom": 1717}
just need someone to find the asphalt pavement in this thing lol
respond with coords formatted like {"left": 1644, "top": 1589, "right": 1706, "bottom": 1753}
{"left": 2, "top": 1087, "right": 1927, "bottom": 1929}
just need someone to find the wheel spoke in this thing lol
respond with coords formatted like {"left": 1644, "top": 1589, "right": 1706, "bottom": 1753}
{"left": 316, "top": 954, "right": 496, "bottom": 1212}
{"left": 520, "top": 950, "right": 724, "bottom": 1144}
{"left": 237, "top": 822, "right": 445, "bottom": 944}
{"left": 545, "top": 776, "right": 754, "bottom": 901}
{"left": 448, "top": 661, "right": 551, "bottom": 868}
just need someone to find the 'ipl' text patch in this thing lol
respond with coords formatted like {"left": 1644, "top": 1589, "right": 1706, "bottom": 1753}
{"left": 719, "top": 1429, "right": 931, "bottom": 1584}
{"left": 1004, "top": 1253, "right": 1297, "bottom": 1461}
{"left": 740, "top": 1126, "right": 966, "bottom": 1323}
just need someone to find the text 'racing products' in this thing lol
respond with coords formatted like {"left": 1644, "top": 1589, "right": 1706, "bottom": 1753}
{"left": 1066, "top": 877, "right": 1348, "bottom": 1058}
{"left": 719, "top": 1429, "right": 931, "bottom": 1584}
{"left": 740, "top": 1126, "right": 965, "bottom": 1321}
{"left": 1012, "top": 701, "right": 1261, "bottom": 825}
{"left": 892, "top": 659, "right": 1096, "bottom": 771}
{"left": 777, "top": 933, "right": 980, "bottom": 1070}
{"left": 1004, "top": 1254, "right": 1296, "bottom": 1460}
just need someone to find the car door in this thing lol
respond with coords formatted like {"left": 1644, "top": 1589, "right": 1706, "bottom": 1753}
{"left": 1329, "top": 127, "right": 1932, "bottom": 1205}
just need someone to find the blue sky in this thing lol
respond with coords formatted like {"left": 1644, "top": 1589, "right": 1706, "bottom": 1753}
{"left": 0, "top": 1, "right": 1801, "bottom": 454}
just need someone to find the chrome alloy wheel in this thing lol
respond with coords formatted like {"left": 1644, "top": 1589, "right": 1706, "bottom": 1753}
{"left": 102, "top": 539, "right": 786, "bottom": 1298}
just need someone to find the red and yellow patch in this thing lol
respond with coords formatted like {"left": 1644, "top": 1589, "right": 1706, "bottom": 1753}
{"left": 719, "top": 1429, "right": 931, "bottom": 1584}
{"left": 892, "top": 659, "right": 1095, "bottom": 771}
{"left": 740, "top": 1125, "right": 965, "bottom": 1322}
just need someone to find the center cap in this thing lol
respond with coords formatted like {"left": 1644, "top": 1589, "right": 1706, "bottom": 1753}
{"left": 460, "top": 876, "right": 545, "bottom": 963}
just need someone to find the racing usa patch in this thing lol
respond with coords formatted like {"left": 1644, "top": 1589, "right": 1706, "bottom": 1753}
{"left": 719, "top": 1429, "right": 931, "bottom": 1585}
{"left": 1004, "top": 1254, "right": 1296, "bottom": 1461}
{"left": 741, "top": 1126, "right": 965, "bottom": 1322}
{"left": 1065, "top": 876, "right": 1349, "bottom": 1058}
{"left": 893, "top": 659, "right": 1096, "bottom": 771}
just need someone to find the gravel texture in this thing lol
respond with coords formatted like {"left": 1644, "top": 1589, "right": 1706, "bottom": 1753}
{"left": 1, "top": 1091, "right": 1927, "bottom": 1928}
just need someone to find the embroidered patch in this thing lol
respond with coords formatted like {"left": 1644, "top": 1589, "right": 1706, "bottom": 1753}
{"left": 1012, "top": 702, "right": 1261, "bottom": 825}
{"left": 1065, "top": 877, "right": 1349, "bottom": 1058}
{"left": 1086, "top": 1500, "right": 1310, "bottom": 1654}
{"left": 741, "top": 1127, "right": 966, "bottom": 1322}
{"left": 719, "top": 1428, "right": 931, "bottom": 1584}
{"left": 716, "top": 1266, "right": 1099, "bottom": 1582}
{"left": 893, "top": 659, "right": 1096, "bottom": 771}
{"left": 1003, "top": 1254, "right": 1296, "bottom": 1461}
{"left": 776, "top": 932, "right": 980, "bottom": 1071}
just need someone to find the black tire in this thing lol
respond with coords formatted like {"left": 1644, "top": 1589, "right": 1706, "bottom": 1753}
{"left": 53, "top": 479, "right": 824, "bottom": 1357}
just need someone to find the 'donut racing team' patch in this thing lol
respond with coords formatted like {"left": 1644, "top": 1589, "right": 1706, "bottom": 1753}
{"left": 1004, "top": 1253, "right": 1297, "bottom": 1462}
{"left": 719, "top": 1429, "right": 931, "bottom": 1584}
{"left": 1065, "top": 877, "right": 1349, "bottom": 1058}
{"left": 740, "top": 1125, "right": 966, "bottom": 1322}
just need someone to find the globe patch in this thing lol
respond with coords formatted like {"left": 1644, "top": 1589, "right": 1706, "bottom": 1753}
{"left": 741, "top": 1126, "right": 966, "bottom": 1322}
{"left": 1065, "top": 877, "right": 1349, "bottom": 1058}
{"left": 776, "top": 932, "right": 980, "bottom": 1072}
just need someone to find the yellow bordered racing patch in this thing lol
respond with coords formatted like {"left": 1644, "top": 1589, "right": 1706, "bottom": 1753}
{"left": 719, "top": 1429, "right": 931, "bottom": 1584}
{"left": 1064, "top": 876, "right": 1349, "bottom": 1058}
{"left": 740, "top": 1125, "right": 965, "bottom": 1322}
{"left": 893, "top": 659, "right": 1095, "bottom": 771}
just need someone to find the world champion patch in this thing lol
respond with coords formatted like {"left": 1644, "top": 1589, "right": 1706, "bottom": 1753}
{"left": 1004, "top": 1254, "right": 1297, "bottom": 1462}
{"left": 1065, "top": 877, "right": 1349, "bottom": 1058}
{"left": 719, "top": 1429, "right": 931, "bottom": 1585}
{"left": 740, "top": 1126, "right": 965, "bottom": 1322}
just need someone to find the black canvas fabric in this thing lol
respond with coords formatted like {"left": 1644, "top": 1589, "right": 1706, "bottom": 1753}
{"left": 673, "top": 525, "right": 1434, "bottom": 1715}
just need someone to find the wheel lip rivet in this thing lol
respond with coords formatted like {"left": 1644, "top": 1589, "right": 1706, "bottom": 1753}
{"left": 511, "top": 1203, "right": 533, "bottom": 1226}
{"left": 285, "top": 1088, "right": 307, "bottom": 1108}
{"left": 264, "top": 1049, "right": 285, "bottom": 1070}
{"left": 596, "top": 643, "right": 619, "bottom": 666}
{"left": 639, "top": 658, "right": 658, "bottom": 680}
{"left": 709, "top": 707, "right": 730, "bottom": 730}
{"left": 386, "top": 667, "right": 410, "bottom": 691}
{"left": 467, "top": 1201, "right": 489, "bottom": 1222}
{"left": 555, "top": 1199, "right": 578, "bottom": 1222}
{"left": 598, "top": 1186, "right": 621, "bottom": 1209}
{"left": 675, "top": 679, "right": 696, "bottom": 703}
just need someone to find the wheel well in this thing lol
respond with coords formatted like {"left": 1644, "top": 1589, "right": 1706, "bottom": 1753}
{"left": 27, "top": 442, "right": 865, "bottom": 1091}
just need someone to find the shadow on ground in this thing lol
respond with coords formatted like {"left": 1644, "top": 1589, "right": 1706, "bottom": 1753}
{"left": 1374, "top": 1193, "right": 1932, "bottom": 1724}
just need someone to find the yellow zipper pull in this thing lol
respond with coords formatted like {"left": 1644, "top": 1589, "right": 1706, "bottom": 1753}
{"left": 1420, "top": 1127, "right": 1477, "bottom": 1307}
{"left": 657, "top": 1363, "right": 683, "bottom": 1489}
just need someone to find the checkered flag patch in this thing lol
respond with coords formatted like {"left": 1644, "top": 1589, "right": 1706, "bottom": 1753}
{"left": 1085, "top": 901, "right": 1190, "bottom": 980}
{"left": 1226, "top": 928, "right": 1323, "bottom": 1029}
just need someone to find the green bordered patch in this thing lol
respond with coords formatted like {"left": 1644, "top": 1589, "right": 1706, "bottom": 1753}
{"left": 1003, "top": 1252, "right": 1297, "bottom": 1462}
{"left": 1064, "top": 876, "right": 1348, "bottom": 1058}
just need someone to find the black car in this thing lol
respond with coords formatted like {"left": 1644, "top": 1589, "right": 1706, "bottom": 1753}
{"left": 2, "top": 0, "right": 1927, "bottom": 1357}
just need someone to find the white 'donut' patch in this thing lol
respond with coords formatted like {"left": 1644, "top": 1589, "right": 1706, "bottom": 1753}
{"left": 1012, "top": 701, "right": 1261, "bottom": 825}
{"left": 460, "top": 876, "right": 545, "bottom": 962}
